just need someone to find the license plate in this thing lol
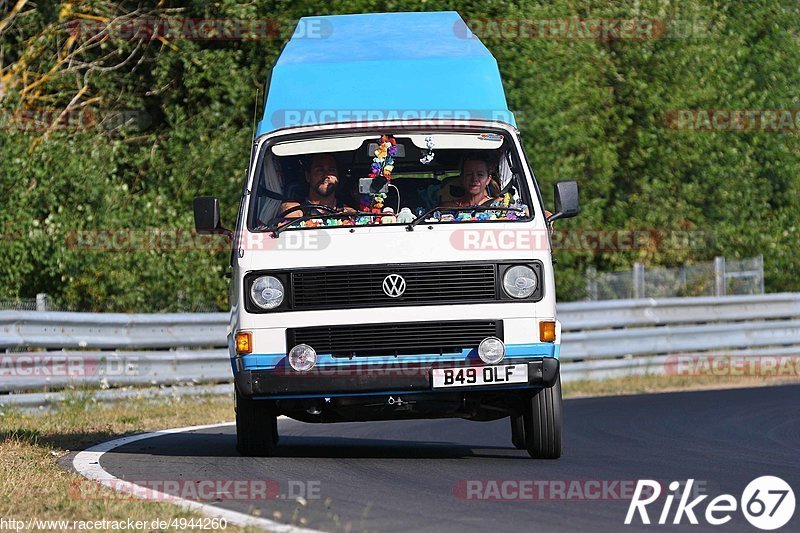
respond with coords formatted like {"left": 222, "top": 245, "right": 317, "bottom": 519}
{"left": 432, "top": 364, "right": 528, "bottom": 389}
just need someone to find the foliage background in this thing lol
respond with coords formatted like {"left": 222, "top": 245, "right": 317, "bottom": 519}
{"left": 1, "top": 0, "right": 798, "bottom": 311}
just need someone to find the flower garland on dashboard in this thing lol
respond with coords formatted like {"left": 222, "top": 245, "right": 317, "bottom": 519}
{"left": 369, "top": 134, "right": 397, "bottom": 180}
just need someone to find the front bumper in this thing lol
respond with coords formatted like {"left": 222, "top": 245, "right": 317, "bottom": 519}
{"left": 235, "top": 357, "right": 559, "bottom": 398}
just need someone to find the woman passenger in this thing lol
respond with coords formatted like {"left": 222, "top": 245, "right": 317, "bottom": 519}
{"left": 443, "top": 153, "right": 500, "bottom": 207}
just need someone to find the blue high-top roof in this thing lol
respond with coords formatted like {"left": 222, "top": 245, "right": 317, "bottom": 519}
{"left": 258, "top": 11, "right": 515, "bottom": 136}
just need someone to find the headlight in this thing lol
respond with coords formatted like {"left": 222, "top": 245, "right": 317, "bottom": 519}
{"left": 502, "top": 265, "right": 537, "bottom": 299}
{"left": 250, "top": 275, "right": 285, "bottom": 310}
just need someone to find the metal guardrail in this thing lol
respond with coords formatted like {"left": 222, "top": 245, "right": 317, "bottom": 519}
{"left": 2, "top": 293, "right": 800, "bottom": 404}
{"left": 0, "top": 311, "right": 227, "bottom": 349}
{"left": 0, "top": 350, "right": 230, "bottom": 392}
{"left": 558, "top": 293, "right": 800, "bottom": 330}
{"left": 562, "top": 320, "right": 800, "bottom": 360}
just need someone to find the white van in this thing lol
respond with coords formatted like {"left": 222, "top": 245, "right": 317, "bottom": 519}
{"left": 194, "top": 11, "right": 578, "bottom": 458}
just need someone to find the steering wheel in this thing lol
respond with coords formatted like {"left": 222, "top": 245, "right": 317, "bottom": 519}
{"left": 275, "top": 203, "right": 339, "bottom": 220}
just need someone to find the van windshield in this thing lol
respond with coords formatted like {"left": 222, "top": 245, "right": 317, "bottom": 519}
{"left": 248, "top": 131, "right": 535, "bottom": 232}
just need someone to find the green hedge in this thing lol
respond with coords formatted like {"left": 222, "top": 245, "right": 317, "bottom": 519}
{"left": 1, "top": 0, "right": 798, "bottom": 311}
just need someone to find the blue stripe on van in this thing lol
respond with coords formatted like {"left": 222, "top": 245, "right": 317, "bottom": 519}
{"left": 237, "top": 342, "right": 557, "bottom": 372}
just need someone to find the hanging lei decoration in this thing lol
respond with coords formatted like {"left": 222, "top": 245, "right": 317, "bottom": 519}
{"left": 361, "top": 134, "right": 399, "bottom": 216}
{"left": 419, "top": 135, "right": 435, "bottom": 164}
{"left": 369, "top": 134, "right": 397, "bottom": 179}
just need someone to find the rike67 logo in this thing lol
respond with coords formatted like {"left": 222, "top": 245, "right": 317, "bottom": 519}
{"left": 625, "top": 477, "right": 795, "bottom": 530}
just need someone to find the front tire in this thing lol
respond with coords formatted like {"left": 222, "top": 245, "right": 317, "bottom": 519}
{"left": 235, "top": 390, "right": 279, "bottom": 457}
{"left": 523, "top": 378, "right": 563, "bottom": 459}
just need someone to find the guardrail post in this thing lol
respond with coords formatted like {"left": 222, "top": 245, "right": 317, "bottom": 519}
{"left": 586, "top": 267, "right": 598, "bottom": 301}
{"left": 633, "top": 263, "right": 645, "bottom": 299}
{"left": 679, "top": 265, "right": 687, "bottom": 294}
{"left": 35, "top": 293, "right": 49, "bottom": 312}
{"left": 714, "top": 256, "right": 726, "bottom": 296}
{"left": 757, "top": 255, "right": 765, "bottom": 294}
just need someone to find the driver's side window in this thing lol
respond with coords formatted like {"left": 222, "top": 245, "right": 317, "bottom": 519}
{"left": 252, "top": 152, "right": 286, "bottom": 226}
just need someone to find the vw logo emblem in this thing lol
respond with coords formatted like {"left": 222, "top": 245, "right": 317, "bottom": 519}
{"left": 382, "top": 274, "right": 406, "bottom": 298}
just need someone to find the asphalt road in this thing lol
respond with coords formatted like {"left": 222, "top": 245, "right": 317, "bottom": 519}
{"left": 79, "top": 385, "right": 800, "bottom": 532}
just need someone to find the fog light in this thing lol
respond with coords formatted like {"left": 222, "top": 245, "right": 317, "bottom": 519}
{"left": 288, "top": 344, "right": 317, "bottom": 372}
{"left": 478, "top": 337, "right": 505, "bottom": 364}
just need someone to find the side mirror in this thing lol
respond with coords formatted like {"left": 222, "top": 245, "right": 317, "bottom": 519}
{"left": 548, "top": 181, "right": 579, "bottom": 223}
{"left": 193, "top": 197, "right": 230, "bottom": 236}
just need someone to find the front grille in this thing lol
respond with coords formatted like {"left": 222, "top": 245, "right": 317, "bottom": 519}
{"left": 291, "top": 263, "right": 497, "bottom": 310}
{"left": 287, "top": 320, "right": 502, "bottom": 357}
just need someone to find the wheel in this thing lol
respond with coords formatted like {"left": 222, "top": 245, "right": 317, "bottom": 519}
{"left": 235, "top": 389, "right": 279, "bottom": 456}
{"left": 523, "top": 377, "right": 563, "bottom": 459}
{"left": 510, "top": 414, "right": 526, "bottom": 449}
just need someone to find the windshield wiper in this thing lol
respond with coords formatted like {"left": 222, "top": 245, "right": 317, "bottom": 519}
{"left": 263, "top": 211, "right": 377, "bottom": 237}
{"left": 406, "top": 205, "right": 524, "bottom": 231}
